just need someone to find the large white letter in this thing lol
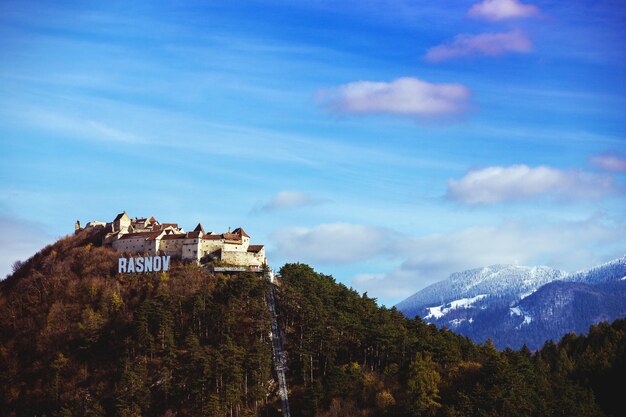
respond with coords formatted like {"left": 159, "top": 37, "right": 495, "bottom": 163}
{"left": 128, "top": 257, "right": 135, "bottom": 273}
{"left": 118, "top": 258, "right": 127, "bottom": 273}
{"left": 144, "top": 256, "right": 153, "bottom": 272}
{"left": 162, "top": 256, "right": 170, "bottom": 272}
{"left": 135, "top": 257, "right": 144, "bottom": 273}
{"left": 153, "top": 256, "right": 162, "bottom": 272}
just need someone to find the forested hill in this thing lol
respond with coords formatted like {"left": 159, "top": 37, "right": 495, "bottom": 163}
{"left": 1, "top": 228, "right": 625, "bottom": 417}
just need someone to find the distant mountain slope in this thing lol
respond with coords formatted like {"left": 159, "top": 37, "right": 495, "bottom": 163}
{"left": 395, "top": 264, "right": 568, "bottom": 320}
{"left": 396, "top": 255, "right": 626, "bottom": 349}
{"left": 567, "top": 255, "right": 626, "bottom": 285}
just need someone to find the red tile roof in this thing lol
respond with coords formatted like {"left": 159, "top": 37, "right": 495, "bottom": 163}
{"left": 232, "top": 227, "right": 250, "bottom": 238}
{"left": 222, "top": 233, "right": 241, "bottom": 240}
{"left": 247, "top": 245, "right": 264, "bottom": 253}
{"left": 186, "top": 231, "right": 202, "bottom": 238}
{"left": 203, "top": 235, "right": 223, "bottom": 241}
{"left": 146, "top": 232, "right": 163, "bottom": 240}
{"left": 161, "top": 234, "right": 186, "bottom": 240}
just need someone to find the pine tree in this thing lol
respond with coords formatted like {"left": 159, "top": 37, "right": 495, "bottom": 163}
{"left": 406, "top": 351, "right": 441, "bottom": 417}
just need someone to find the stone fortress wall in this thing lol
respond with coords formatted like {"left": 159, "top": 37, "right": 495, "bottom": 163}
{"left": 77, "top": 211, "right": 266, "bottom": 270}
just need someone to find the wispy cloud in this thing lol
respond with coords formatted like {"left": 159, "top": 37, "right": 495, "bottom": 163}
{"left": 468, "top": 0, "right": 540, "bottom": 21}
{"left": 271, "top": 223, "right": 394, "bottom": 264}
{"left": 316, "top": 77, "right": 471, "bottom": 119}
{"left": 352, "top": 216, "right": 626, "bottom": 301}
{"left": 256, "top": 190, "right": 327, "bottom": 212}
{"left": 446, "top": 164, "right": 616, "bottom": 204}
{"left": 425, "top": 31, "right": 532, "bottom": 62}
{"left": 591, "top": 153, "right": 626, "bottom": 172}
{"left": 18, "top": 109, "right": 145, "bottom": 144}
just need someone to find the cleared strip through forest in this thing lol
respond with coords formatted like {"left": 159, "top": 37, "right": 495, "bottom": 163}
{"left": 266, "top": 282, "right": 291, "bottom": 417}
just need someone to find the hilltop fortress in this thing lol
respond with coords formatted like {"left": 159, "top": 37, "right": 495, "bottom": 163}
{"left": 77, "top": 212, "right": 266, "bottom": 270}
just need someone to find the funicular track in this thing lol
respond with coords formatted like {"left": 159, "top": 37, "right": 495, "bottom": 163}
{"left": 266, "top": 278, "right": 291, "bottom": 417}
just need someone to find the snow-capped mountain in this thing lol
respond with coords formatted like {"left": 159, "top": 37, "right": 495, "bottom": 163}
{"left": 567, "top": 255, "right": 626, "bottom": 285}
{"left": 396, "top": 255, "right": 626, "bottom": 349}
{"left": 395, "top": 264, "right": 569, "bottom": 320}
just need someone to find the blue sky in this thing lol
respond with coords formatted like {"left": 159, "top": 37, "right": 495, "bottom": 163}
{"left": 1, "top": 0, "right": 625, "bottom": 306}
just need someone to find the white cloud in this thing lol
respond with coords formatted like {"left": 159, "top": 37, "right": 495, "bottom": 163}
{"left": 468, "top": 0, "right": 539, "bottom": 21}
{"left": 316, "top": 77, "right": 471, "bottom": 118}
{"left": 591, "top": 153, "right": 626, "bottom": 172}
{"left": 269, "top": 215, "right": 626, "bottom": 304}
{"left": 351, "top": 217, "right": 626, "bottom": 302}
{"left": 446, "top": 164, "right": 616, "bottom": 204}
{"left": 257, "top": 190, "right": 325, "bottom": 212}
{"left": 425, "top": 31, "right": 532, "bottom": 62}
{"left": 352, "top": 272, "right": 413, "bottom": 299}
{"left": 271, "top": 223, "right": 394, "bottom": 264}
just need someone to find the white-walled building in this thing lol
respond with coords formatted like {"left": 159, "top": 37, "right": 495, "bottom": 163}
{"left": 90, "top": 212, "right": 266, "bottom": 269}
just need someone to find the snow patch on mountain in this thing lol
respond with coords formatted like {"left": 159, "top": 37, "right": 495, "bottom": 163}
{"left": 425, "top": 305, "right": 444, "bottom": 320}
{"left": 424, "top": 294, "right": 487, "bottom": 319}
{"left": 519, "top": 291, "right": 534, "bottom": 300}
{"left": 519, "top": 314, "right": 532, "bottom": 327}
{"left": 509, "top": 305, "right": 532, "bottom": 327}
{"left": 450, "top": 318, "right": 467, "bottom": 328}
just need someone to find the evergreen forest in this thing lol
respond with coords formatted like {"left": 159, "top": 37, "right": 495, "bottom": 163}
{"left": 0, "top": 228, "right": 624, "bottom": 417}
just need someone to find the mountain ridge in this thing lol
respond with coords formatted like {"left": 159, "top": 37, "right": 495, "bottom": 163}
{"left": 396, "top": 255, "right": 626, "bottom": 349}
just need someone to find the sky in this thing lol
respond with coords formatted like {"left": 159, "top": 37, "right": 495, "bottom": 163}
{"left": 1, "top": 0, "right": 625, "bottom": 306}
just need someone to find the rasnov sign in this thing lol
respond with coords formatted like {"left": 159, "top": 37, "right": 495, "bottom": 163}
{"left": 118, "top": 256, "right": 171, "bottom": 273}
